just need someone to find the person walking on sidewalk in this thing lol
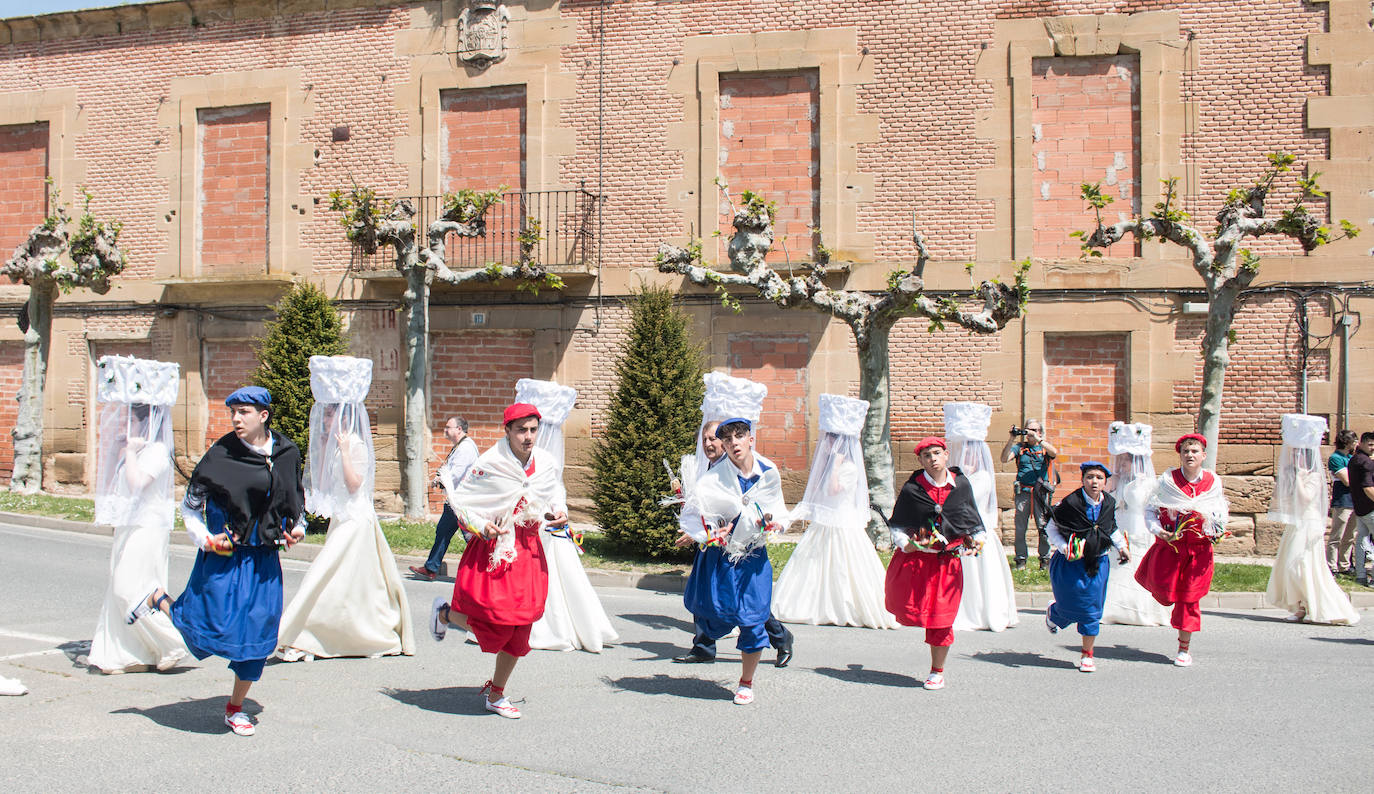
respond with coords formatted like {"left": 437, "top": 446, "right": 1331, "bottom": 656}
{"left": 1326, "top": 429, "right": 1358, "bottom": 575}
{"left": 1347, "top": 431, "right": 1374, "bottom": 587}
{"left": 410, "top": 416, "right": 479, "bottom": 581}
{"left": 1000, "top": 419, "right": 1058, "bottom": 569}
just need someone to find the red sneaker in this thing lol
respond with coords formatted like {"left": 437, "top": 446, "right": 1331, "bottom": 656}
{"left": 409, "top": 565, "right": 437, "bottom": 581}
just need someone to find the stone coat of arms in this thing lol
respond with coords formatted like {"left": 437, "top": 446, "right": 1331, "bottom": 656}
{"left": 458, "top": 2, "right": 510, "bottom": 66}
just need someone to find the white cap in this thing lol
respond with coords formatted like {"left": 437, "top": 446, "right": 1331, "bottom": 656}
{"left": 1107, "top": 421, "right": 1153, "bottom": 456}
{"left": 95, "top": 356, "right": 179, "bottom": 406}
{"left": 818, "top": 394, "right": 869, "bottom": 437}
{"left": 514, "top": 378, "right": 577, "bottom": 425}
{"left": 309, "top": 355, "right": 372, "bottom": 403}
{"left": 943, "top": 402, "right": 992, "bottom": 442}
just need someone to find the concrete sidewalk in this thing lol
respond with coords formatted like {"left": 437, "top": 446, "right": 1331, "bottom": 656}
{"left": 6, "top": 509, "right": 1371, "bottom": 610}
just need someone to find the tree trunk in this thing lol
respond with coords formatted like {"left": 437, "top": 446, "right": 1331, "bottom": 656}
{"left": 400, "top": 262, "right": 431, "bottom": 518}
{"left": 856, "top": 320, "right": 897, "bottom": 547}
{"left": 10, "top": 281, "right": 55, "bottom": 493}
{"left": 1197, "top": 284, "right": 1239, "bottom": 470}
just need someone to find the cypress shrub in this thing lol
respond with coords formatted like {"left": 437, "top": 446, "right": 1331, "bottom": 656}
{"left": 251, "top": 282, "right": 347, "bottom": 461}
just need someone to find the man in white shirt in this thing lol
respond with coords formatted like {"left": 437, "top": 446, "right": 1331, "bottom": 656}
{"left": 411, "top": 416, "right": 480, "bottom": 580}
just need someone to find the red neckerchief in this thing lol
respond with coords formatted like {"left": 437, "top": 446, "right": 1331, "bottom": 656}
{"left": 524, "top": 456, "right": 536, "bottom": 477}
{"left": 1170, "top": 468, "right": 1214, "bottom": 498}
{"left": 918, "top": 470, "right": 954, "bottom": 505}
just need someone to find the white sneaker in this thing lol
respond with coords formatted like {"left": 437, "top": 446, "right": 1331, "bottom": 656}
{"left": 430, "top": 596, "right": 449, "bottom": 642}
{"left": 0, "top": 675, "right": 28, "bottom": 696}
{"left": 923, "top": 672, "right": 945, "bottom": 690}
{"left": 1078, "top": 655, "right": 1096, "bottom": 673}
{"left": 224, "top": 710, "right": 255, "bottom": 736}
{"left": 1044, "top": 606, "right": 1059, "bottom": 634}
{"left": 1174, "top": 650, "right": 1193, "bottom": 667}
{"left": 733, "top": 685, "right": 755, "bottom": 705}
{"left": 485, "top": 696, "right": 522, "bottom": 719}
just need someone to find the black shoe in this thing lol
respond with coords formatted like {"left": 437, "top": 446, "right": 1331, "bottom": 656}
{"left": 672, "top": 653, "right": 714, "bottom": 664}
{"left": 1013, "top": 558, "right": 1027, "bottom": 571}
{"left": 775, "top": 646, "right": 793, "bottom": 668}
{"left": 1038, "top": 557, "right": 1049, "bottom": 570}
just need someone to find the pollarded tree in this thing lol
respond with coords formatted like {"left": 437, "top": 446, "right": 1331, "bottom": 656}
{"left": 330, "top": 186, "right": 563, "bottom": 517}
{"left": 3, "top": 187, "right": 125, "bottom": 493}
{"left": 251, "top": 282, "right": 348, "bottom": 457}
{"left": 591, "top": 284, "right": 705, "bottom": 559}
{"left": 1078, "top": 154, "right": 1360, "bottom": 468}
{"left": 657, "top": 189, "right": 1029, "bottom": 543}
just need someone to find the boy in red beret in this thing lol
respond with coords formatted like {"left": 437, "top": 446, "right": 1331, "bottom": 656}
{"left": 1134, "top": 433, "right": 1230, "bottom": 667}
{"left": 884, "top": 437, "right": 986, "bottom": 690}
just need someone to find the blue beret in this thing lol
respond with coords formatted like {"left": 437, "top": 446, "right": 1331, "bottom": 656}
{"left": 714, "top": 417, "right": 752, "bottom": 438}
{"left": 1080, "top": 460, "right": 1112, "bottom": 477}
{"left": 225, "top": 386, "right": 272, "bottom": 408}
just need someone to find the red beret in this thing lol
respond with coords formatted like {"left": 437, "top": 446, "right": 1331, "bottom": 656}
{"left": 1175, "top": 433, "right": 1207, "bottom": 452}
{"left": 915, "top": 436, "right": 947, "bottom": 455}
{"left": 502, "top": 402, "right": 542, "bottom": 426}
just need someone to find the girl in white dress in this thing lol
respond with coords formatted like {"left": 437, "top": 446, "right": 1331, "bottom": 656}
{"left": 1101, "top": 422, "right": 1171, "bottom": 626}
{"left": 88, "top": 356, "right": 188, "bottom": 674}
{"left": 1266, "top": 414, "right": 1359, "bottom": 625}
{"left": 774, "top": 394, "right": 896, "bottom": 629}
{"left": 947, "top": 402, "right": 1019, "bottom": 632}
{"left": 278, "top": 356, "right": 414, "bottom": 660}
{"left": 516, "top": 379, "right": 619, "bottom": 653}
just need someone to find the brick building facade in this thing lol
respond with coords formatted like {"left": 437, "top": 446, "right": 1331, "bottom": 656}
{"left": 0, "top": 0, "right": 1370, "bottom": 554}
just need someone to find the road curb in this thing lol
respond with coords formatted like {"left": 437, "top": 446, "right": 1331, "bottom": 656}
{"left": 6, "top": 510, "right": 1371, "bottom": 607}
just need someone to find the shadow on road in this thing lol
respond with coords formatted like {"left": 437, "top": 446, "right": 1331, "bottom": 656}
{"left": 617, "top": 613, "right": 695, "bottom": 633}
{"left": 1204, "top": 610, "right": 1294, "bottom": 625}
{"left": 1089, "top": 644, "right": 1174, "bottom": 664}
{"left": 112, "top": 696, "right": 261, "bottom": 734}
{"left": 621, "top": 640, "right": 686, "bottom": 661}
{"left": 968, "top": 650, "right": 1077, "bottom": 670}
{"left": 1310, "top": 635, "right": 1374, "bottom": 646}
{"left": 813, "top": 664, "right": 922, "bottom": 688}
{"left": 383, "top": 686, "right": 488, "bottom": 716}
{"left": 601, "top": 674, "right": 732, "bottom": 701}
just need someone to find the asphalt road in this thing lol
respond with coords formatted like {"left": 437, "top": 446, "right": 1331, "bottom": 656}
{"left": 0, "top": 519, "right": 1369, "bottom": 792}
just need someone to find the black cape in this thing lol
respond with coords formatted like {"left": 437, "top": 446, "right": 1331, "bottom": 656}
{"left": 184, "top": 430, "right": 305, "bottom": 546}
{"left": 1050, "top": 488, "right": 1117, "bottom": 577}
{"left": 888, "top": 467, "right": 984, "bottom": 547}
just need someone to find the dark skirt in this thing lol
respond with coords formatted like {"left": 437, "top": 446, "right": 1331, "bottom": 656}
{"left": 171, "top": 544, "right": 283, "bottom": 662}
{"left": 683, "top": 545, "right": 773, "bottom": 628}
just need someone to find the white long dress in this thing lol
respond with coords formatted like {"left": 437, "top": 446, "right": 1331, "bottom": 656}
{"left": 527, "top": 531, "right": 620, "bottom": 652}
{"left": 88, "top": 442, "right": 189, "bottom": 673}
{"left": 952, "top": 468, "right": 1019, "bottom": 632}
{"left": 1102, "top": 475, "right": 1171, "bottom": 625}
{"left": 278, "top": 438, "right": 415, "bottom": 659}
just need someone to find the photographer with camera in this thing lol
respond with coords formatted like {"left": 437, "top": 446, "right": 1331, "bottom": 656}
{"left": 1000, "top": 419, "right": 1058, "bottom": 570}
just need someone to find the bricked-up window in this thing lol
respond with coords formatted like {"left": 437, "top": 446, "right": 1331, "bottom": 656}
{"left": 728, "top": 333, "right": 810, "bottom": 470}
{"left": 1031, "top": 56, "right": 1140, "bottom": 259}
{"left": 1044, "top": 333, "right": 1130, "bottom": 472}
{"left": 0, "top": 341, "right": 24, "bottom": 482}
{"left": 718, "top": 71, "right": 819, "bottom": 262}
{"left": 0, "top": 122, "right": 49, "bottom": 255}
{"left": 440, "top": 86, "right": 526, "bottom": 269}
{"left": 198, "top": 104, "right": 269, "bottom": 272}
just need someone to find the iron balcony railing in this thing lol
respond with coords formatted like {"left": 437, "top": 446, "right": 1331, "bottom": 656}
{"left": 348, "top": 186, "right": 603, "bottom": 274}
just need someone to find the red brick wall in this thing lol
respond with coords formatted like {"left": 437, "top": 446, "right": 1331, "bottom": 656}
{"left": 0, "top": 122, "right": 49, "bottom": 256}
{"left": 198, "top": 104, "right": 270, "bottom": 272}
{"left": 441, "top": 86, "right": 526, "bottom": 271}
{"left": 429, "top": 329, "right": 535, "bottom": 510}
{"left": 718, "top": 71, "right": 819, "bottom": 262}
{"left": 0, "top": 342, "right": 24, "bottom": 482}
{"left": 1031, "top": 55, "right": 1139, "bottom": 259}
{"left": 1044, "top": 333, "right": 1129, "bottom": 473}
{"left": 727, "top": 333, "right": 809, "bottom": 469}
{"left": 886, "top": 319, "right": 1004, "bottom": 441}
{"left": 202, "top": 340, "right": 259, "bottom": 449}
{"left": 1172, "top": 295, "right": 1329, "bottom": 444}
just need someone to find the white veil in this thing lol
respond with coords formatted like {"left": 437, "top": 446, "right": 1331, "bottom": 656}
{"left": 1268, "top": 414, "right": 1328, "bottom": 533}
{"left": 1108, "top": 421, "right": 1157, "bottom": 531}
{"left": 514, "top": 378, "right": 577, "bottom": 470}
{"left": 791, "top": 394, "right": 869, "bottom": 530}
{"left": 93, "top": 356, "right": 179, "bottom": 528}
{"left": 305, "top": 355, "right": 375, "bottom": 518}
{"left": 943, "top": 402, "right": 997, "bottom": 532}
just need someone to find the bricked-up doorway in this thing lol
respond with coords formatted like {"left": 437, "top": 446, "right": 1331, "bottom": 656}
{"left": 0, "top": 122, "right": 49, "bottom": 256}
{"left": 1030, "top": 55, "right": 1141, "bottom": 259}
{"left": 202, "top": 339, "right": 260, "bottom": 451}
{"left": 718, "top": 70, "right": 819, "bottom": 263}
{"left": 427, "top": 330, "right": 534, "bottom": 513}
{"left": 441, "top": 85, "right": 527, "bottom": 271}
{"left": 728, "top": 333, "right": 810, "bottom": 470}
{"left": 0, "top": 341, "right": 24, "bottom": 482}
{"left": 1043, "top": 333, "right": 1129, "bottom": 473}
{"left": 198, "top": 105, "right": 269, "bottom": 273}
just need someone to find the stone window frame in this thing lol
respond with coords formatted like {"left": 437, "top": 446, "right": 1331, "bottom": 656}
{"left": 975, "top": 12, "right": 1192, "bottom": 266}
{"left": 156, "top": 68, "right": 315, "bottom": 280}
{"left": 0, "top": 87, "right": 85, "bottom": 236}
{"left": 393, "top": 6, "right": 576, "bottom": 199}
{"left": 665, "top": 29, "right": 878, "bottom": 267}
